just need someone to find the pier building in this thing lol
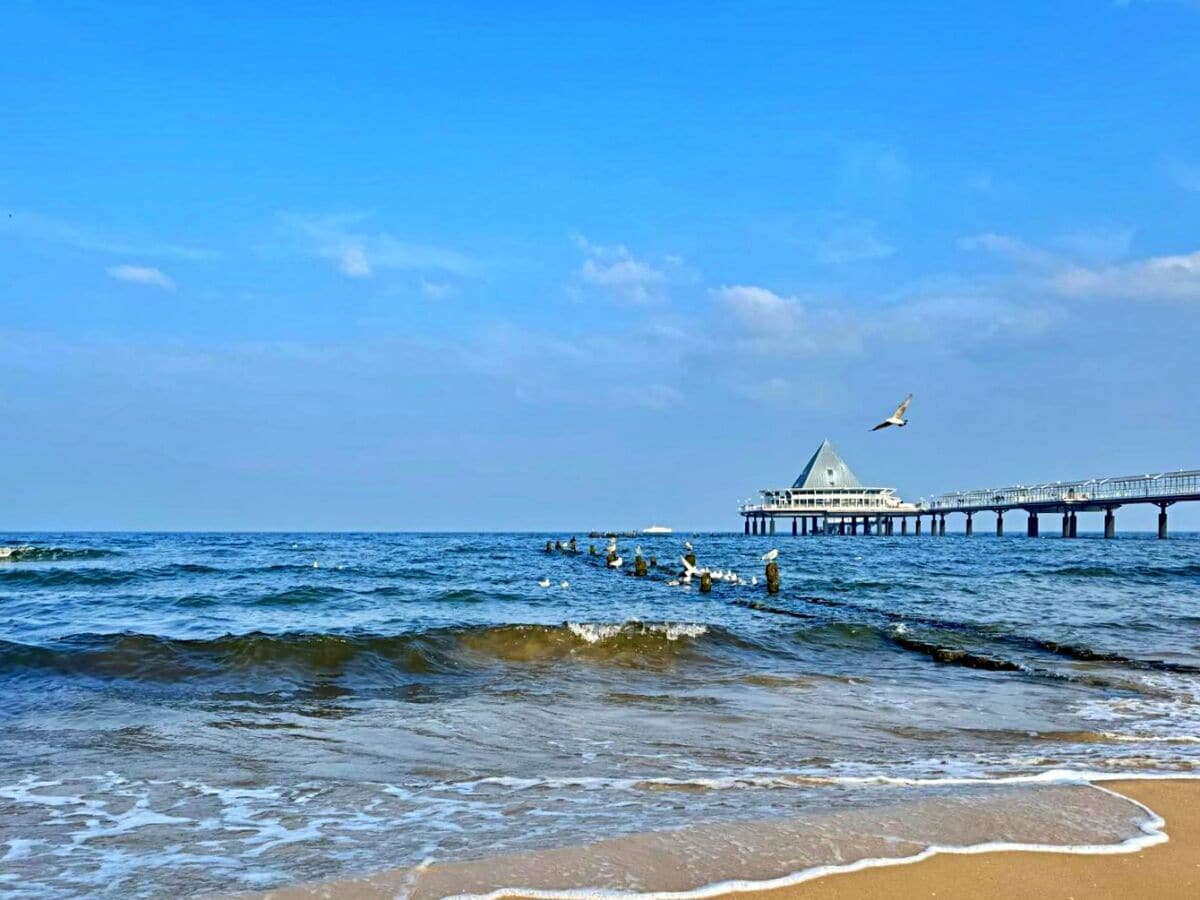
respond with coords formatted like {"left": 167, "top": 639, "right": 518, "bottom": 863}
{"left": 738, "top": 440, "right": 919, "bottom": 536}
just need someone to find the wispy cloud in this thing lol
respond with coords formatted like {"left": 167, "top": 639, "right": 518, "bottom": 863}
{"left": 1167, "top": 159, "right": 1200, "bottom": 193}
{"left": 711, "top": 285, "right": 802, "bottom": 334}
{"left": 1, "top": 211, "right": 214, "bottom": 260}
{"left": 1050, "top": 226, "right": 1134, "bottom": 264}
{"left": 962, "top": 231, "right": 1200, "bottom": 301}
{"left": 420, "top": 280, "right": 457, "bottom": 301}
{"left": 570, "top": 234, "right": 676, "bottom": 304}
{"left": 106, "top": 264, "right": 176, "bottom": 291}
{"left": 841, "top": 142, "right": 911, "bottom": 186}
{"left": 815, "top": 220, "right": 895, "bottom": 264}
{"left": 283, "top": 213, "right": 478, "bottom": 279}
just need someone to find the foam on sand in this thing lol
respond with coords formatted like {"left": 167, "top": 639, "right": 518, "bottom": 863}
{"left": 254, "top": 775, "right": 1189, "bottom": 900}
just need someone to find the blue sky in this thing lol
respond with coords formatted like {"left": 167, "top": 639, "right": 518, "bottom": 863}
{"left": 2, "top": 1, "right": 1199, "bottom": 530}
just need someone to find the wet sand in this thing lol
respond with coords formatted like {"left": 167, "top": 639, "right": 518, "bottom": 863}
{"left": 254, "top": 779, "right": 1199, "bottom": 900}
{"left": 755, "top": 780, "right": 1200, "bottom": 900}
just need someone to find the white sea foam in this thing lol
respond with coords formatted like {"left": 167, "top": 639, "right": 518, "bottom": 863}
{"left": 436, "top": 779, "right": 1175, "bottom": 900}
{"left": 566, "top": 622, "right": 709, "bottom": 644}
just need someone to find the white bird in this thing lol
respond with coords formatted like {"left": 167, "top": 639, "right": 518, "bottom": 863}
{"left": 538, "top": 577, "right": 551, "bottom": 588}
{"left": 684, "top": 541, "right": 693, "bottom": 551}
{"left": 751, "top": 576, "right": 758, "bottom": 586}
{"left": 680, "top": 556, "right": 699, "bottom": 577}
{"left": 559, "top": 581, "right": 569, "bottom": 589}
{"left": 761, "top": 548, "right": 779, "bottom": 562}
{"left": 608, "top": 556, "right": 623, "bottom": 569}
{"left": 666, "top": 579, "right": 681, "bottom": 587}
{"left": 635, "top": 545, "right": 643, "bottom": 558}
{"left": 312, "top": 561, "right": 320, "bottom": 569}
{"left": 872, "top": 394, "right": 913, "bottom": 431}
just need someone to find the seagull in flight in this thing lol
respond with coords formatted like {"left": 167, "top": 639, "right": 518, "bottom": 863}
{"left": 872, "top": 394, "right": 912, "bottom": 431}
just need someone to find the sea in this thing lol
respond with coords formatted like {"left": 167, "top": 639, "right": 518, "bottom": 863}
{"left": 1, "top": 531, "right": 1199, "bottom": 897}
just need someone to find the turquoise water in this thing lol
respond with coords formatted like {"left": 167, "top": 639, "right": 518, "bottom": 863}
{"left": 1, "top": 531, "right": 1198, "bottom": 896}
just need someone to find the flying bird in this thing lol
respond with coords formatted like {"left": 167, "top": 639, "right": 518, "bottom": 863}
{"left": 872, "top": 394, "right": 912, "bottom": 431}
{"left": 761, "top": 549, "right": 779, "bottom": 562}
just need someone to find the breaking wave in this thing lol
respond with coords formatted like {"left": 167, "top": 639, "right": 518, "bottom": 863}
{"left": 0, "top": 545, "right": 119, "bottom": 563}
{"left": 0, "top": 621, "right": 726, "bottom": 683}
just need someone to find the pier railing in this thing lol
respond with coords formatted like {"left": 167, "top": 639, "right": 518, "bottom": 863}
{"left": 923, "top": 470, "right": 1200, "bottom": 513}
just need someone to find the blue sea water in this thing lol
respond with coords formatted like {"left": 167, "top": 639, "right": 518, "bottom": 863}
{"left": 1, "top": 531, "right": 1198, "bottom": 896}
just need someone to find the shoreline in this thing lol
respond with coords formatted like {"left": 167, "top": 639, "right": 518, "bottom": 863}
{"left": 253, "top": 776, "right": 1200, "bottom": 900}
{"left": 753, "top": 779, "right": 1199, "bottom": 900}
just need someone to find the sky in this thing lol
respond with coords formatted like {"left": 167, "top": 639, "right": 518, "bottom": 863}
{"left": 2, "top": 1, "right": 1199, "bottom": 531}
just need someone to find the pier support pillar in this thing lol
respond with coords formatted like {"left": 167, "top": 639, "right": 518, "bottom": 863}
{"left": 864, "top": 517, "right": 872, "bottom": 536}
{"left": 839, "top": 520, "right": 846, "bottom": 536}
{"left": 812, "top": 516, "right": 819, "bottom": 535}
{"left": 915, "top": 516, "right": 922, "bottom": 536}
{"left": 1027, "top": 512, "right": 1039, "bottom": 538}
{"left": 792, "top": 517, "right": 798, "bottom": 536}
{"left": 902, "top": 518, "right": 908, "bottom": 536}
{"left": 1158, "top": 504, "right": 1169, "bottom": 540}
{"left": 965, "top": 512, "right": 974, "bottom": 536}
{"left": 1104, "top": 508, "right": 1116, "bottom": 539}
{"left": 1061, "top": 512, "right": 1070, "bottom": 538}
{"left": 801, "top": 517, "right": 808, "bottom": 536}
{"left": 769, "top": 517, "right": 776, "bottom": 535}
{"left": 1069, "top": 511, "right": 1078, "bottom": 539}
{"left": 939, "top": 515, "right": 946, "bottom": 536}
{"left": 850, "top": 518, "right": 858, "bottom": 536}
{"left": 744, "top": 518, "right": 749, "bottom": 535}
{"left": 996, "top": 512, "right": 1004, "bottom": 537}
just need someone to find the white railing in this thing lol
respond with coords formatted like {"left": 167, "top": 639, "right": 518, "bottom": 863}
{"left": 924, "top": 470, "right": 1200, "bottom": 513}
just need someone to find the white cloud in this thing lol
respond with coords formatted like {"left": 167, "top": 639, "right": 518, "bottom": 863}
{"left": 106, "top": 264, "right": 176, "bottom": 291}
{"left": 815, "top": 220, "right": 895, "bottom": 264}
{"left": 2, "top": 211, "right": 213, "bottom": 260}
{"left": 711, "top": 285, "right": 801, "bottom": 334}
{"left": 570, "top": 233, "right": 672, "bottom": 304}
{"left": 283, "top": 213, "right": 478, "bottom": 279}
{"left": 1052, "top": 252, "right": 1200, "bottom": 300}
{"left": 963, "top": 231, "right": 1200, "bottom": 301}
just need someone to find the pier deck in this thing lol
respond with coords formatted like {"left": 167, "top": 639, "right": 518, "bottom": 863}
{"left": 740, "top": 468, "right": 1200, "bottom": 539}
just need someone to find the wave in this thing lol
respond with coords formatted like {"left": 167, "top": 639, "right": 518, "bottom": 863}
{"left": 1042, "top": 564, "right": 1200, "bottom": 579}
{"left": 792, "top": 595, "right": 1200, "bottom": 675}
{"left": 0, "top": 621, "right": 727, "bottom": 682}
{"left": 0, "top": 561, "right": 222, "bottom": 588}
{"left": 0, "top": 545, "right": 118, "bottom": 563}
{"left": 253, "top": 586, "right": 349, "bottom": 606}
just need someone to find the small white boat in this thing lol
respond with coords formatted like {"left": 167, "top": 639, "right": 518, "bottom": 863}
{"left": 641, "top": 525, "right": 673, "bottom": 535}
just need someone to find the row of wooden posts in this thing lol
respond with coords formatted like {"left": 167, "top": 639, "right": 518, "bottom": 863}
{"left": 544, "top": 539, "right": 781, "bottom": 595}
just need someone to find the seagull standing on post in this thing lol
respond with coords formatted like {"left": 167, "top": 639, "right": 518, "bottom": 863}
{"left": 872, "top": 394, "right": 912, "bottom": 431}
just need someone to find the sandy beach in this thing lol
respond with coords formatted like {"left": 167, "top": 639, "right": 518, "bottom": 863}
{"left": 255, "top": 778, "right": 1200, "bottom": 900}
{"left": 749, "top": 780, "right": 1200, "bottom": 900}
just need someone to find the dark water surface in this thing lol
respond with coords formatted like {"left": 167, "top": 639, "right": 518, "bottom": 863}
{"left": 1, "top": 531, "right": 1198, "bottom": 896}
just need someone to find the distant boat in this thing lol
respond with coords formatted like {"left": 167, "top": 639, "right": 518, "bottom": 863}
{"left": 641, "top": 525, "right": 673, "bottom": 535}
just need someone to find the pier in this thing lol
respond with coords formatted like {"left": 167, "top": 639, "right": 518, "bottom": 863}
{"left": 739, "top": 441, "right": 1199, "bottom": 539}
